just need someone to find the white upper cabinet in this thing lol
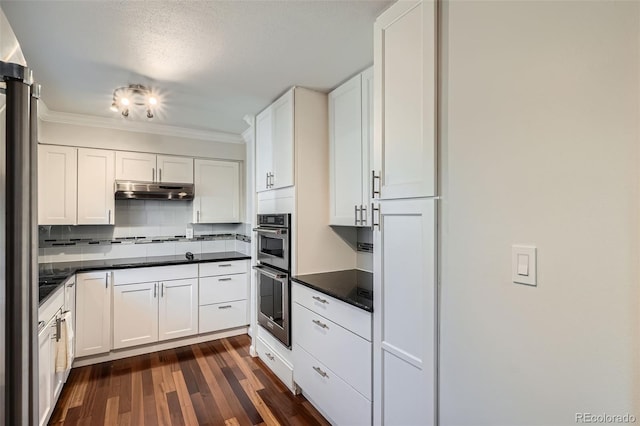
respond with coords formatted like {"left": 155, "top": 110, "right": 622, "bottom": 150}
{"left": 38, "top": 145, "right": 77, "bottom": 225}
{"left": 374, "top": 0, "right": 437, "bottom": 199}
{"left": 271, "top": 89, "right": 295, "bottom": 190}
{"left": 77, "top": 148, "right": 115, "bottom": 225}
{"left": 116, "top": 151, "right": 193, "bottom": 183}
{"left": 329, "top": 67, "right": 373, "bottom": 226}
{"left": 255, "top": 89, "right": 294, "bottom": 191}
{"left": 194, "top": 159, "right": 241, "bottom": 223}
{"left": 156, "top": 155, "right": 193, "bottom": 183}
{"left": 115, "top": 151, "right": 156, "bottom": 182}
{"left": 255, "top": 106, "right": 273, "bottom": 192}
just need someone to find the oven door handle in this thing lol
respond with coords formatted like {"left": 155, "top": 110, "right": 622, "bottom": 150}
{"left": 253, "top": 265, "right": 288, "bottom": 280}
{"left": 253, "top": 227, "right": 288, "bottom": 235}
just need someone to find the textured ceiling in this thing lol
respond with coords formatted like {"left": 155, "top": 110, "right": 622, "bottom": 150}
{"left": 1, "top": 0, "right": 391, "bottom": 134}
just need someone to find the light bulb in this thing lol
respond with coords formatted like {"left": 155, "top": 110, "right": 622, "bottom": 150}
{"left": 148, "top": 96, "right": 157, "bottom": 106}
{"left": 120, "top": 97, "right": 130, "bottom": 106}
{"left": 109, "top": 102, "right": 118, "bottom": 112}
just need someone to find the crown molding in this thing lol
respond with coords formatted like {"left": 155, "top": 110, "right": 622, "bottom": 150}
{"left": 37, "top": 103, "right": 245, "bottom": 144}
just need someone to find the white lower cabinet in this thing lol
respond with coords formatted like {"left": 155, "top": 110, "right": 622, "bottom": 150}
{"left": 76, "top": 271, "right": 112, "bottom": 357}
{"left": 198, "top": 260, "right": 249, "bottom": 334}
{"left": 159, "top": 278, "right": 199, "bottom": 341}
{"left": 38, "top": 316, "right": 54, "bottom": 426}
{"left": 292, "top": 283, "right": 373, "bottom": 424}
{"left": 113, "top": 282, "right": 159, "bottom": 349}
{"left": 256, "top": 336, "right": 294, "bottom": 390}
{"left": 113, "top": 267, "right": 199, "bottom": 349}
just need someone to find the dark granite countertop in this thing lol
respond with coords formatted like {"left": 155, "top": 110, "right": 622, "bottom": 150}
{"left": 38, "top": 251, "right": 251, "bottom": 306}
{"left": 292, "top": 269, "right": 373, "bottom": 312}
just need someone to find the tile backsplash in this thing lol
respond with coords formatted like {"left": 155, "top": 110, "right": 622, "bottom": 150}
{"left": 39, "top": 200, "right": 252, "bottom": 263}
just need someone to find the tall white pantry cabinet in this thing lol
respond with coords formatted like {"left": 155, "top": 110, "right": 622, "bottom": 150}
{"left": 373, "top": 1, "right": 438, "bottom": 425}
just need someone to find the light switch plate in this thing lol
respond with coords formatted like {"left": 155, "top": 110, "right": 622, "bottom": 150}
{"left": 512, "top": 245, "right": 536, "bottom": 286}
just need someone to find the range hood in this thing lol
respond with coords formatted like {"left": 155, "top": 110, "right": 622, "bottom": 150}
{"left": 115, "top": 181, "right": 194, "bottom": 200}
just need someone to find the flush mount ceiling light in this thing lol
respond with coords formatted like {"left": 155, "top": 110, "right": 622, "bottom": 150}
{"left": 110, "top": 84, "right": 158, "bottom": 119}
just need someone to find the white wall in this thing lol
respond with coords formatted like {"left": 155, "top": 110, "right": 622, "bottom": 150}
{"left": 440, "top": 1, "right": 639, "bottom": 425}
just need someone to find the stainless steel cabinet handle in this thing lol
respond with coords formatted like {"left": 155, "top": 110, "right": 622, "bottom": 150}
{"left": 161, "top": 282, "right": 164, "bottom": 297}
{"left": 372, "top": 170, "right": 380, "bottom": 198}
{"left": 372, "top": 202, "right": 380, "bottom": 230}
{"left": 108, "top": 209, "right": 111, "bottom": 224}
{"left": 152, "top": 168, "right": 155, "bottom": 182}
{"left": 312, "top": 319, "right": 328, "bottom": 329}
{"left": 219, "top": 264, "right": 232, "bottom": 267}
{"left": 154, "top": 283, "right": 157, "bottom": 298}
{"left": 360, "top": 204, "right": 367, "bottom": 225}
{"left": 55, "top": 317, "right": 61, "bottom": 342}
{"left": 218, "top": 305, "right": 232, "bottom": 309}
{"left": 265, "top": 352, "right": 275, "bottom": 361}
{"left": 312, "top": 295, "right": 328, "bottom": 304}
{"left": 197, "top": 210, "right": 200, "bottom": 223}
{"left": 354, "top": 205, "right": 360, "bottom": 225}
{"left": 159, "top": 168, "right": 162, "bottom": 182}
{"left": 218, "top": 277, "right": 232, "bottom": 282}
{"left": 67, "top": 282, "right": 75, "bottom": 288}
{"left": 313, "top": 366, "right": 328, "bottom": 378}
{"left": 105, "top": 272, "right": 109, "bottom": 288}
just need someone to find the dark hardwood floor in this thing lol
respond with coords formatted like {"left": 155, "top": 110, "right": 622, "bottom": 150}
{"left": 49, "top": 335, "right": 330, "bottom": 426}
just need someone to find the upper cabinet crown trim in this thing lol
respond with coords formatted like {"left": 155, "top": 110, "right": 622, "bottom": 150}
{"left": 38, "top": 104, "right": 245, "bottom": 144}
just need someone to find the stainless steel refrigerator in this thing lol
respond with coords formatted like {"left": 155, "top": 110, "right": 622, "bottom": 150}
{"left": 0, "top": 19, "right": 39, "bottom": 425}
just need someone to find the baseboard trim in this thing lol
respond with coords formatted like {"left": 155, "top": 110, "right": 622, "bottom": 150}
{"left": 73, "top": 326, "right": 249, "bottom": 367}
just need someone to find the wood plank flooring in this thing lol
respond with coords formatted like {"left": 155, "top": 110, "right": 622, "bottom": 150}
{"left": 49, "top": 335, "right": 330, "bottom": 426}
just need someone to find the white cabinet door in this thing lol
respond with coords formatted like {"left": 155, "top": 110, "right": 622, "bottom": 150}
{"left": 271, "top": 89, "right": 294, "bottom": 190}
{"left": 76, "top": 271, "right": 112, "bottom": 357}
{"left": 373, "top": 198, "right": 436, "bottom": 426}
{"left": 115, "top": 151, "right": 156, "bottom": 182}
{"left": 159, "top": 278, "right": 198, "bottom": 341}
{"left": 255, "top": 106, "right": 273, "bottom": 192}
{"left": 37, "top": 145, "right": 77, "bottom": 225}
{"left": 63, "top": 277, "right": 76, "bottom": 365}
{"left": 38, "top": 320, "right": 53, "bottom": 426}
{"left": 113, "top": 282, "right": 159, "bottom": 349}
{"left": 329, "top": 74, "right": 363, "bottom": 226}
{"left": 194, "top": 159, "right": 240, "bottom": 223}
{"left": 157, "top": 155, "right": 193, "bottom": 183}
{"left": 374, "top": 0, "right": 437, "bottom": 199}
{"left": 77, "top": 148, "right": 115, "bottom": 225}
{"left": 361, "top": 66, "right": 374, "bottom": 225}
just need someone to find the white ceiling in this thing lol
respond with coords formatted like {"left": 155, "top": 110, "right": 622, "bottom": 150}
{"left": 1, "top": 0, "right": 391, "bottom": 135}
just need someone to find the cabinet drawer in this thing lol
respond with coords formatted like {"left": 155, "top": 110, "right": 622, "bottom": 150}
{"left": 199, "top": 260, "right": 248, "bottom": 277}
{"left": 113, "top": 264, "right": 198, "bottom": 285}
{"left": 292, "top": 283, "right": 371, "bottom": 341}
{"left": 293, "top": 344, "right": 371, "bottom": 425}
{"left": 293, "top": 303, "right": 372, "bottom": 399}
{"left": 199, "top": 300, "right": 247, "bottom": 334}
{"left": 256, "top": 336, "right": 294, "bottom": 392}
{"left": 200, "top": 274, "right": 248, "bottom": 305}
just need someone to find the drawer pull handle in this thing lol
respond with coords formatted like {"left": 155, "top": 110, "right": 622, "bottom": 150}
{"left": 313, "top": 366, "right": 328, "bottom": 378}
{"left": 218, "top": 305, "right": 233, "bottom": 309}
{"left": 312, "top": 296, "right": 328, "bottom": 304}
{"left": 265, "top": 352, "right": 275, "bottom": 361}
{"left": 219, "top": 264, "right": 232, "bottom": 267}
{"left": 312, "top": 319, "right": 328, "bottom": 329}
{"left": 67, "top": 282, "right": 75, "bottom": 288}
{"left": 218, "top": 278, "right": 232, "bottom": 282}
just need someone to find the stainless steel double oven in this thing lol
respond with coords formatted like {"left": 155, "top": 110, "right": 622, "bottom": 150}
{"left": 253, "top": 213, "right": 291, "bottom": 347}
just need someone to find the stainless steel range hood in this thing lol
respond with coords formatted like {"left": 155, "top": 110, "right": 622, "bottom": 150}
{"left": 115, "top": 181, "right": 194, "bottom": 200}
